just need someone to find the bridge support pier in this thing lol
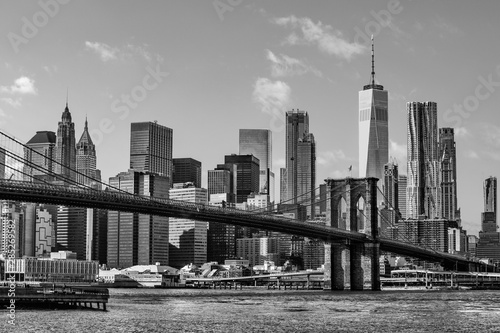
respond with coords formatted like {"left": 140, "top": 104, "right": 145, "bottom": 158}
{"left": 323, "top": 177, "right": 381, "bottom": 291}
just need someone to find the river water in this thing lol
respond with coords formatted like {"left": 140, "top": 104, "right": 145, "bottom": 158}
{"left": 2, "top": 288, "right": 500, "bottom": 332}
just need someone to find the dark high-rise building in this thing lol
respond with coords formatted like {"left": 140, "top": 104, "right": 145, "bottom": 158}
{"left": 224, "top": 154, "right": 260, "bottom": 204}
{"left": 130, "top": 121, "right": 173, "bottom": 179}
{"left": 285, "top": 110, "right": 316, "bottom": 218}
{"left": 484, "top": 177, "right": 497, "bottom": 221}
{"left": 207, "top": 164, "right": 237, "bottom": 264}
{"left": 107, "top": 170, "right": 169, "bottom": 268}
{"left": 173, "top": 158, "right": 202, "bottom": 188}
{"left": 407, "top": 101, "right": 440, "bottom": 219}
{"left": 398, "top": 174, "right": 407, "bottom": 220}
{"left": 24, "top": 131, "right": 57, "bottom": 182}
{"left": 477, "top": 176, "right": 500, "bottom": 263}
{"left": 239, "top": 129, "right": 275, "bottom": 202}
{"left": 55, "top": 102, "right": 76, "bottom": 182}
{"left": 383, "top": 161, "right": 398, "bottom": 211}
{"left": 55, "top": 205, "right": 87, "bottom": 260}
{"left": 359, "top": 37, "right": 388, "bottom": 186}
{"left": 439, "top": 128, "right": 458, "bottom": 220}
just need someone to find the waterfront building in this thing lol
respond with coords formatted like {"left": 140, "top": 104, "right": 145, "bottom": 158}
{"left": 107, "top": 170, "right": 170, "bottom": 269}
{"left": 224, "top": 154, "right": 260, "bottom": 204}
{"left": 439, "top": 128, "right": 458, "bottom": 220}
{"left": 130, "top": 121, "right": 173, "bottom": 179}
{"left": 3, "top": 252, "right": 98, "bottom": 283}
{"left": 173, "top": 158, "right": 202, "bottom": 188}
{"left": 239, "top": 129, "right": 275, "bottom": 202}
{"left": 23, "top": 131, "right": 57, "bottom": 182}
{"left": 236, "top": 237, "right": 280, "bottom": 267}
{"left": 407, "top": 101, "right": 440, "bottom": 219}
{"left": 358, "top": 37, "right": 389, "bottom": 189}
{"left": 168, "top": 184, "right": 208, "bottom": 268}
{"left": 55, "top": 102, "right": 76, "bottom": 182}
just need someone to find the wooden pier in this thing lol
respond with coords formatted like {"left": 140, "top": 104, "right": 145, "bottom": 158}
{"left": 0, "top": 285, "right": 109, "bottom": 310}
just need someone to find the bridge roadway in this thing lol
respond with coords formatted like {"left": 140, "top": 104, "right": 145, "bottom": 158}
{"left": 0, "top": 180, "right": 488, "bottom": 270}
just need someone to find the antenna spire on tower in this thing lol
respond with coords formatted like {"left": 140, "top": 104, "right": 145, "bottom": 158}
{"left": 371, "top": 35, "right": 375, "bottom": 87}
{"left": 66, "top": 88, "right": 69, "bottom": 108}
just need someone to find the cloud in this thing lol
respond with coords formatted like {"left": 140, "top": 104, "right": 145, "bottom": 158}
{"left": 389, "top": 140, "right": 407, "bottom": 167}
{"left": 85, "top": 41, "right": 119, "bottom": 62}
{"left": 464, "top": 150, "right": 479, "bottom": 159}
{"left": 1, "top": 97, "right": 21, "bottom": 108}
{"left": 252, "top": 77, "right": 291, "bottom": 117}
{"left": 317, "top": 150, "right": 349, "bottom": 166}
{"left": 479, "top": 123, "right": 500, "bottom": 148}
{"left": 0, "top": 76, "right": 37, "bottom": 95}
{"left": 454, "top": 127, "right": 471, "bottom": 138}
{"left": 85, "top": 41, "right": 164, "bottom": 64}
{"left": 266, "top": 50, "right": 322, "bottom": 77}
{"left": 273, "top": 16, "right": 365, "bottom": 60}
{"left": 433, "top": 15, "right": 460, "bottom": 38}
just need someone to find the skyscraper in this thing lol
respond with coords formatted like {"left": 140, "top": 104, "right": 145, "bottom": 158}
{"left": 285, "top": 110, "right": 316, "bottom": 217}
{"left": 173, "top": 158, "right": 202, "bottom": 188}
{"left": 130, "top": 121, "right": 173, "bottom": 179}
{"left": 23, "top": 131, "right": 57, "bottom": 182}
{"left": 398, "top": 174, "right": 407, "bottom": 220}
{"left": 383, "top": 161, "right": 398, "bottom": 211}
{"left": 407, "top": 101, "right": 440, "bottom": 219}
{"left": 484, "top": 176, "right": 497, "bottom": 220}
{"left": 439, "top": 128, "right": 458, "bottom": 220}
{"left": 107, "top": 170, "right": 169, "bottom": 268}
{"left": 358, "top": 37, "right": 388, "bottom": 185}
{"left": 76, "top": 117, "right": 101, "bottom": 189}
{"left": 239, "top": 129, "right": 275, "bottom": 202}
{"left": 168, "top": 184, "right": 208, "bottom": 268}
{"left": 55, "top": 102, "right": 76, "bottom": 182}
{"left": 477, "top": 176, "right": 500, "bottom": 262}
{"left": 224, "top": 154, "right": 260, "bottom": 204}
{"left": 297, "top": 133, "right": 316, "bottom": 218}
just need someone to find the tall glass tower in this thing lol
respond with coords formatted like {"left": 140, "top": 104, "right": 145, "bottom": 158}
{"left": 358, "top": 37, "right": 388, "bottom": 185}
{"left": 239, "top": 129, "right": 274, "bottom": 202}
{"left": 130, "top": 121, "right": 173, "bottom": 180}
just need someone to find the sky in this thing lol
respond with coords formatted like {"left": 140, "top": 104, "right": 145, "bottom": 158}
{"left": 0, "top": 0, "right": 499, "bottom": 236}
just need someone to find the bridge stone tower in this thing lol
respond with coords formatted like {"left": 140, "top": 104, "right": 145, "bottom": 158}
{"left": 324, "top": 177, "right": 380, "bottom": 291}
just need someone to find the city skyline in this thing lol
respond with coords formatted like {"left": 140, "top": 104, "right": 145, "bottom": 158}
{"left": 1, "top": 1, "right": 500, "bottom": 235}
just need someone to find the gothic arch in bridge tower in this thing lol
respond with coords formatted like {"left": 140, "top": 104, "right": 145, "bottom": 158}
{"left": 324, "top": 177, "right": 381, "bottom": 291}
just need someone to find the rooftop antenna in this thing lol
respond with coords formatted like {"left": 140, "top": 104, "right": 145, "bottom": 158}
{"left": 371, "top": 35, "right": 375, "bottom": 87}
{"left": 66, "top": 88, "right": 69, "bottom": 108}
